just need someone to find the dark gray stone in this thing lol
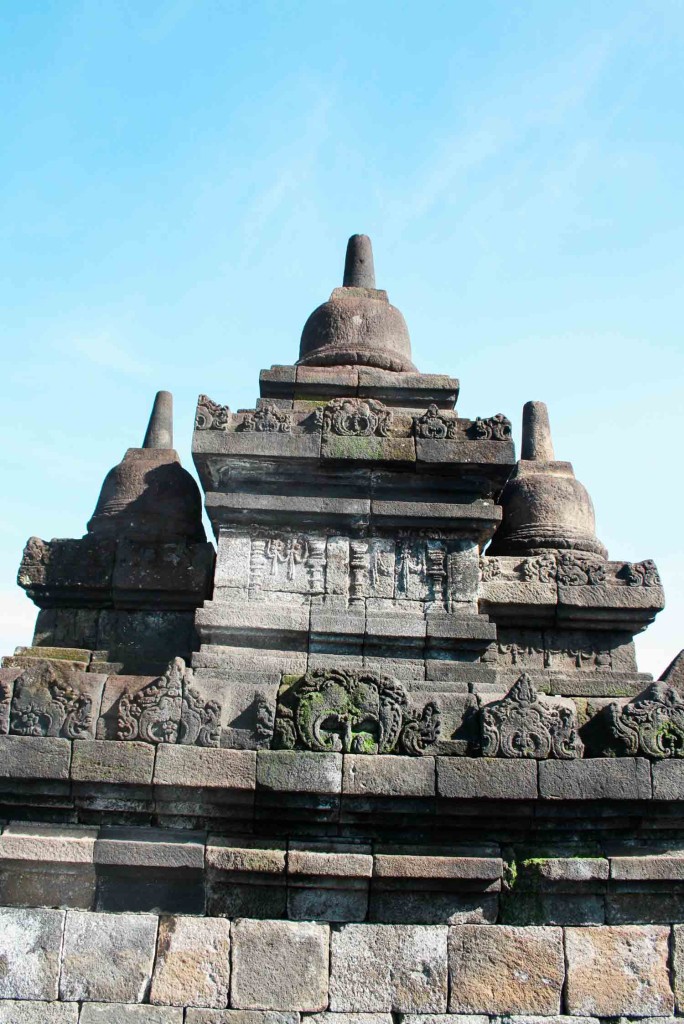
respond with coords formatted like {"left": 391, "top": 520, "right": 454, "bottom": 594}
{"left": 538, "top": 758, "right": 652, "bottom": 800}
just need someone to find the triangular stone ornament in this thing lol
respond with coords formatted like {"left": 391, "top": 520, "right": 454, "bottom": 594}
{"left": 480, "top": 672, "right": 584, "bottom": 759}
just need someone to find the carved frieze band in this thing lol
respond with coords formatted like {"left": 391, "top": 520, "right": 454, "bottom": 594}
{"left": 479, "top": 553, "right": 662, "bottom": 588}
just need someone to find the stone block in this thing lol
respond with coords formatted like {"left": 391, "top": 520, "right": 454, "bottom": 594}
{"left": 653, "top": 760, "right": 684, "bottom": 799}
{"left": 257, "top": 751, "right": 342, "bottom": 794}
{"left": 671, "top": 923, "right": 684, "bottom": 1011}
{"left": 538, "top": 758, "right": 652, "bottom": 799}
{"left": 0, "top": 735, "right": 71, "bottom": 779}
{"left": 150, "top": 915, "right": 231, "bottom": 1008}
{"left": 437, "top": 758, "right": 537, "bottom": 800}
{"left": 80, "top": 1008, "right": 184, "bottom": 1023}
{"left": 607, "top": 893, "right": 684, "bottom": 924}
{"left": 289, "top": 841, "right": 373, "bottom": 879}
{"left": 448, "top": 925, "right": 564, "bottom": 1015}
{"left": 112, "top": 538, "right": 213, "bottom": 604}
{"left": 0, "top": 1003, "right": 79, "bottom": 1023}
{"left": 287, "top": 886, "right": 369, "bottom": 922}
{"left": 369, "top": 892, "right": 498, "bottom": 925}
{"left": 0, "top": 908, "right": 64, "bottom": 1000}
{"left": 8, "top": 666, "right": 105, "bottom": 739}
{"left": 343, "top": 756, "right": 434, "bottom": 797}
{"left": 94, "top": 827, "right": 205, "bottom": 868}
{"left": 59, "top": 910, "right": 158, "bottom": 1002}
{"left": 0, "top": 823, "right": 97, "bottom": 910}
{"left": 306, "top": 1016, "right": 392, "bottom": 1024}
{"left": 401, "top": 1018, "right": 488, "bottom": 1024}
{"left": 96, "top": 674, "right": 159, "bottom": 739}
{"left": 186, "top": 1013, "right": 298, "bottom": 1024}
{"left": 154, "top": 746, "right": 256, "bottom": 789}
{"left": 565, "top": 924, "right": 673, "bottom": 1016}
{"left": 231, "top": 919, "right": 329, "bottom": 1011}
{"left": 501, "top": 892, "right": 605, "bottom": 926}
{"left": 607, "top": 842, "right": 684, "bottom": 880}
{"left": 329, "top": 924, "right": 447, "bottom": 1012}
{"left": 72, "top": 740, "right": 155, "bottom": 784}
{"left": 0, "top": 822, "right": 97, "bottom": 862}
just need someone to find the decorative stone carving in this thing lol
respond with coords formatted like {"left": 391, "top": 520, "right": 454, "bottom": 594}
{"left": 396, "top": 540, "right": 426, "bottom": 598}
{"left": 480, "top": 673, "right": 584, "bottom": 758}
{"left": 0, "top": 678, "right": 12, "bottom": 733}
{"left": 264, "top": 536, "right": 309, "bottom": 581}
{"left": 254, "top": 699, "right": 275, "bottom": 745}
{"left": 195, "top": 395, "right": 231, "bottom": 431}
{"left": 349, "top": 540, "right": 370, "bottom": 605}
{"left": 426, "top": 540, "right": 447, "bottom": 610}
{"left": 620, "top": 559, "right": 662, "bottom": 588}
{"left": 479, "top": 556, "right": 502, "bottom": 582}
{"left": 413, "top": 404, "right": 457, "bottom": 439}
{"left": 273, "top": 667, "right": 440, "bottom": 755}
{"left": 556, "top": 553, "right": 606, "bottom": 586}
{"left": 10, "top": 667, "right": 93, "bottom": 739}
{"left": 241, "top": 401, "right": 292, "bottom": 433}
{"left": 469, "top": 414, "right": 512, "bottom": 440}
{"left": 609, "top": 682, "right": 684, "bottom": 757}
{"left": 117, "top": 657, "right": 220, "bottom": 746}
{"left": 519, "top": 554, "right": 557, "bottom": 582}
{"left": 318, "top": 397, "right": 393, "bottom": 437}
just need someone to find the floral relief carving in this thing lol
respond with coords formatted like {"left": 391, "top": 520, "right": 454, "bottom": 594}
{"left": 195, "top": 395, "right": 232, "bottom": 431}
{"left": 619, "top": 559, "right": 662, "bottom": 588}
{"left": 0, "top": 678, "right": 12, "bottom": 734}
{"left": 480, "top": 672, "right": 584, "bottom": 759}
{"left": 519, "top": 554, "right": 557, "bottom": 583}
{"left": 317, "top": 397, "right": 393, "bottom": 437}
{"left": 273, "top": 667, "right": 440, "bottom": 755}
{"left": 264, "top": 536, "right": 309, "bottom": 581}
{"left": 609, "top": 682, "right": 684, "bottom": 758}
{"left": 413, "top": 404, "right": 457, "bottom": 439}
{"left": 10, "top": 668, "right": 93, "bottom": 739}
{"left": 240, "top": 401, "right": 292, "bottom": 433}
{"left": 116, "top": 657, "right": 220, "bottom": 746}
{"left": 479, "top": 557, "right": 502, "bottom": 582}
{"left": 556, "top": 553, "right": 606, "bottom": 586}
{"left": 469, "top": 414, "right": 512, "bottom": 441}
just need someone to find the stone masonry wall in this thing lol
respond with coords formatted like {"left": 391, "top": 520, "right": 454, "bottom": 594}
{"left": 2, "top": 910, "right": 684, "bottom": 1020}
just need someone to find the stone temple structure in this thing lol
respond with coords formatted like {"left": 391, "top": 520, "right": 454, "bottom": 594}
{"left": 0, "top": 234, "right": 682, "bottom": 1023}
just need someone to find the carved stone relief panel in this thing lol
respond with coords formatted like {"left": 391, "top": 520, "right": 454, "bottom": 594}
{"left": 9, "top": 665, "right": 104, "bottom": 739}
{"left": 544, "top": 631, "right": 636, "bottom": 673}
{"left": 480, "top": 672, "right": 584, "bottom": 758}
{"left": 608, "top": 682, "right": 684, "bottom": 757}
{"left": 368, "top": 538, "right": 395, "bottom": 599}
{"left": 245, "top": 532, "right": 326, "bottom": 596}
{"left": 324, "top": 537, "right": 350, "bottom": 600}
{"left": 395, "top": 539, "right": 428, "bottom": 601}
{"left": 480, "top": 629, "right": 545, "bottom": 669}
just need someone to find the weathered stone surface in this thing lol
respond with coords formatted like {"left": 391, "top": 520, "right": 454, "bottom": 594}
{"left": 154, "top": 746, "right": 256, "bottom": 789}
{"left": 401, "top": 1017, "right": 488, "bottom": 1024}
{"left": 72, "top": 739, "right": 155, "bottom": 784}
{"left": 289, "top": 841, "right": 372, "bottom": 878}
{"left": 288, "top": 887, "right": 369, "bottom": 922}
{"left": 231, "top": 919, "right": 329, "bottom": 1010}
{"left": 306, "top": 1016, "right": 393, "bottom": 1024}
{"left": 370, "top": 892, "right": 498, "bottom": 925}
{"left": 329, "top": 924, "right": 447, "bottom": 1012}
{"left": 0, "top": 822, "right": 97, "bottom": 862}
{"left": 565, "top": 925, "right": 673, "bottom": 1016}
{"left": 437, "top": 758, "right": 537, "bottom": 799}
{"left": 671, "top": 923, "right": 684, "bottom": 1011}
{"left": 0, "top": 908, "right": 64, "bottom": 1000}
{"left": 344, "top": 756, "right": 435, "bottom": 796}
{"left": 0, "top": 1003, "right": 79, "bottom": 1023}
{"left": 538, "top": 757, "right": 652, "bottom": 799}
{"left": 0, "top": 735, "right": 71, "bottom": 779}
{"left": 256, "top": 751, "right": 342, "bottom": 793}
{"left": 80, "top": 1007, "right": 183, "bottom": 1023}
{"left": 448, "top": 925, "right": 564, "bottom": 1015}
{"left": 653, "top": 759, "right": 684, "bottom": 799}
{"left": 59, "top": 910, "right": 158, "bottom": 1002}
{"left": 186, "top": 1013, "right": 298, "bottom": 1024}
{"left": 150, "top": 916, "right": 231, "bottom": 1008}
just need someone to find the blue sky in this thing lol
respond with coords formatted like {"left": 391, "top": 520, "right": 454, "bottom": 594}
{"left": 1, "top": 0, "right": 682, "bottom": 675}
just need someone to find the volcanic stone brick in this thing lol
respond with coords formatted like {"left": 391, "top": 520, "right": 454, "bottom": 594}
{"left": 329, "top": 924, "right": 448, "bottom": 1012}
{"left": 149, "top": 916, "right": 231, "bottom": 1008}
{"left": 72, "top": 740, "right": 155, "bottom": 784}
{"left": 343, "top": 756, "right": 434, "bottom": 796}
{"left": 59, "top": 911, "right": 158, "bottom": 1003}
{"left": 670, "top": 924, "right": 684, "bottom": 1010}
{"left": 565, "top": 925, "right": 673, "bottom": 1016}
{"left": 538, "top": 758, "right": 652, "bottom": 799}
{"left": 653, "top": 761, "right": 684, "bottom": 799}
{"left": 154, "top": 746, "right": 256, "bottom": 789}
{"left": 448, "top": 925, "right": 564, "bottom": 1015}
{"left": 0, "top": 1003, "right": 79, "bottom": 1023}
{"left": 256, "top": 751, "right": 342, "bottom": 794}
{"left": 369, "top": 892, "right": 498, "bottom": 926}
{"left": 0, "top": 736, "right": 71, "bottom": 779}
{"left": 230, "top": 919, "right": 329, "bottom": 1011}
{"left": 0, "top": 908, "right": 65, "bottom": 1000}
{"left": 437, "top": 758, "right": 537, "bottom": 799}
{"left": 185, "top": 1013, "right": 298, "bottom": 1024}
{"left": 306, "top": 1016, "right": 393, "bottom": 1024}
{"left": 401, "top": 1018, "right": 488, "bottom": 1024}
{"left": 79, "top": 1008, "right": 184, "bottom": 1023}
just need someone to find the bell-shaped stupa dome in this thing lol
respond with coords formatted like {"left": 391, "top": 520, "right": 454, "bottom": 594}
{"left": 87, "top": 391, "right": 206, "bottom": 543}
{"left": 488, "top": 401, "right": 607, "bottom": 558}
{"left": 298, "top": 234, "right": 416, "bottom": 372}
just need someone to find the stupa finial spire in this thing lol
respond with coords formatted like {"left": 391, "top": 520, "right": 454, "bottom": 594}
{"left": 521, "top": 400, "right": 555, "bottom": 461}
{"left": 343, "top": 234, "right": 376, "bottom": 289}
{"left": 143, "top": 391, "right": 174, "bottom": 449}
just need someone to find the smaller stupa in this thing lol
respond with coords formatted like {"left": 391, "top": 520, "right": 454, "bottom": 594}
{"left": 489, "top": 400, "right": 607, "bottom": 558}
